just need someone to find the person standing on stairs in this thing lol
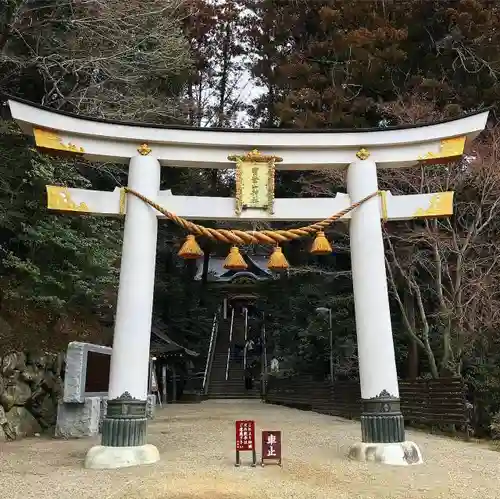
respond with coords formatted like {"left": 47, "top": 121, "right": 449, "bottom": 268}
{"left": 245, "top": 338, "right": 255, "bottom": 355}
{"left": 234, "top": 342, "right": 244, "bottom": 364}
{"left": 254, "top": 335, "right": 263, "bottom": 359}
{"left": 244, "top": 365, "right": 253, "bottom": 391}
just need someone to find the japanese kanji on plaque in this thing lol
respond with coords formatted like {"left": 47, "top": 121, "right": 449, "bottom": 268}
{"left": 230, "top": 150, "right": 280, "bottom": 216}
{"left": 261, "top": 430, "right": 282, "bottom": 466}
{"left": 235, "top": 420, "right": 256, "bottom": 467}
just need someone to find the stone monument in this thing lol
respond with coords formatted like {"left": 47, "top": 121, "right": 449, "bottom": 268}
{"left": 56, "top": 342, "right": 155, "bottom": 439}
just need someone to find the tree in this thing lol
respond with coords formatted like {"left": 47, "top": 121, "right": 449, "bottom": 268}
{"left": 183, "top": 0, "right": 248, "bottom": 127}
{"left": 243, "top": 0, "right": 297, "bottom": 127}
{"left": 401, "top": 0, "right": 500, "bottom": 118}
{"left": 0, "top": 0, "right": 201, "bottom": 354}
{"left": 0, "top": 121, "right": 122, "bottom": 312}
{"left": 246, "top": 1, "right": 500, "bottom": 129}
{"left": 1, "top": 0, "right": 192, "bottom": 121}
{"left": 383, "top": 135, "right": 500, "bottom": 378}
{"left": 261, "top": 269, "right": 357, "bottom": 380}
{"left": 246, "top": 0, "right": 411, "bottom": 128}
{"left": 368, "top": 95, "right": 500, "bottom": 378}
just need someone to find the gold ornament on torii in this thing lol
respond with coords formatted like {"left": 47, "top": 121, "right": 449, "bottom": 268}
{"left": 137, "top": 143, "right": 152, "bottom": 156}
{"left": 356, "top": 148, "right": 370, "bottom": 160}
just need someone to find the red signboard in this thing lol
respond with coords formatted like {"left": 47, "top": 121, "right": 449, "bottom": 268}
{"left": 261, "top": 430, "right": 282, "bottom": 466}
{"left": 236, "top": 420, "right": 255, "bottom": 451}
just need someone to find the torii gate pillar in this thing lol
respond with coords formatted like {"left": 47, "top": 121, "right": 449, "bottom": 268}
{"left": 347, "top": 156, "right": 421, "bottom": 465}
{"left": 85, "top": 155, "right": 161, "bottom": 469}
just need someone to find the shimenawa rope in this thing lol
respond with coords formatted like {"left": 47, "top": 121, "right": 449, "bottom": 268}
{"left": 123, "top": 187, "right": 380, "bottom": 246}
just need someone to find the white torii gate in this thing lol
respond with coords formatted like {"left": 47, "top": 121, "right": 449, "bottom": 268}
{"left": 7, "top": 97, "right": 488, "bottom": 469}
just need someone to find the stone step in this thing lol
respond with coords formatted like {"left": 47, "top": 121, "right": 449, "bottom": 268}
{"left": 208, "top": 379, "right": 258, "bottom": 385}
{"left": 208, "top": 391, "right": 259, "bottom": 396}
{"left": 209, "top": 379, "right": 247, "bottom": 383}
{"left": 211, "top": 368, "right": 243, "bottom": 372}
{"left": 208, "top": 381, "right": 259, "bottom": 386}
{"left": 207, "top": 388, "right": 260, "bottom": 394}
{"left": 211, "top": 368, "right": 246, "bottom": 372}
{"left": 211, "top": 366, "right": 245, "bottom": 371}
{"left": 208, "top": 384, "right": 260, "bottom": 390}
{"left": 208, "top": 386, "right": 259, "bottom": 392}
{"left": 210, "top": 376, "right": 245, "bottom": 381}
{"left": 210, "top": 373, "right": 244, "bottom": 377}
{"left": 211, "top": 367, "right": 244, "bottom": 372}
{"left": 211, "top": 372, "right": 246, "bottom": 376}
{"left": 207, "top": 394, "right": 260, "bottom": 399}
{"left": 211, "top": 368, "right": 247, "bottom": 372}
{"left": 211, "top": 359, "right": 248, "bottom": 364}
{"left": 211, "top": 361, "right": 252, "bottom": 366}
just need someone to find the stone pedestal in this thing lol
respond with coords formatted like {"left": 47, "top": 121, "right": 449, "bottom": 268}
{"left": 55, "top": 341, "right": 112, "bottom": 439}
{"left": 84, "top": 444, "right": 160, "bottom": 470}
{"left": 55, "top": 397, "right": 101, "bottom": 438}
{"left": 348, "top": 441, "right": 423, "bottom": 466}
{"left": 101, "top": 392, "right": 147, "bottom": 447}
{"left": 56, "top": 393, "right": 156, "bottom": 439}
{"left": 85, "top": 392, "right": 160, "bottom": 469}
{"left": 360, "top": 390, "right": 405, "bottom": 443}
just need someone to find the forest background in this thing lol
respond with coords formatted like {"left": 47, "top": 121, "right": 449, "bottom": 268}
{"left": 2, "top": 0, "right": 500, "bottom": 432}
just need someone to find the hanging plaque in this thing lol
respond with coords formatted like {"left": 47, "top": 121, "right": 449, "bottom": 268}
{"left": 229, "top": 150, "right": 282, "bottom": 215}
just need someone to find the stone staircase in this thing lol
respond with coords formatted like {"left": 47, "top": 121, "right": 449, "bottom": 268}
{"left": 207, "top": 312, "right": 261, "bottom": 399}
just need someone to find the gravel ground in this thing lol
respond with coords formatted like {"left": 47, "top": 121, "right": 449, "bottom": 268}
{"left": 0, "top": 399, "right": 499, "bottom": 499}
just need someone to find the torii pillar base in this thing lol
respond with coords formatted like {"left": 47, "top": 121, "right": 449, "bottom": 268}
{"left": 84, "top": 394, "right": 160, "bottom": 469}
{"left": 348, "top": 441, "right": 423, "bottom": 466}
{"left": 84, "top": 444, "right": 160, "bottom": 470}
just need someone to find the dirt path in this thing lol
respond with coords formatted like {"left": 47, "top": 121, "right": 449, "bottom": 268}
{"left": 0, "top": 400, "right": 499, "bottom": 499}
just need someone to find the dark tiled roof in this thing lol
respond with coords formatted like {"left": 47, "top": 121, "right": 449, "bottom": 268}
{"left": 194, "top": 254, "right": 273, "bottom": 282}
{"left": 150, "top": 323, "right": 199, "bottom": 357}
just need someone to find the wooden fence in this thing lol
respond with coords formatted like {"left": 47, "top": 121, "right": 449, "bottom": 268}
{"left": 265, "top": 376, "right": 470, "bottom": 431}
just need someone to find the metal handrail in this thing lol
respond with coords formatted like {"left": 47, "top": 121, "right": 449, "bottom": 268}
{"left": 262, "top": 312, "right": 268, "bottom": 395}
{"left": 243, "top": 307, "right": 248, "bottom": 374}
{"left": 202, "top": 311, "right": 219, "bottom": 394}
{"left": 225, "top": 307, "right": 235, "bottom": 381}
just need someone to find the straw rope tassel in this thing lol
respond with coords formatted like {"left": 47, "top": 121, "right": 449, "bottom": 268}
{"left": 178, "top": 234, "right": 204, "bottom": 259}
{"left": 310, "top": 231, "right": 332, "bottom": 255}
{"left": 267, "top": 246, "right": 289, "bottom": 271}
{"left": 224, "top": 246, "right": 248, "bottom": 270}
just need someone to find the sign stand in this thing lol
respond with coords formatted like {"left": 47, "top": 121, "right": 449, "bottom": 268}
{"left": 261, "top": 430, "right": 282, "bottom": 467}
{"left": 235, "top": 420, "right": 256, "bottom": 467}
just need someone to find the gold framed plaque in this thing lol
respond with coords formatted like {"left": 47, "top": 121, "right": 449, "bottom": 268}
{"left": 229, "top": 149, "right": 282, "bottom": 215}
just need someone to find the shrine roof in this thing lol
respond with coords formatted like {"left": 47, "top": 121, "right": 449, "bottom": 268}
{"left": 194, "top": 255, "right": 273, "bottom": 282}
{"left": 150, "top": 325, "right": 199, "bottom": 357}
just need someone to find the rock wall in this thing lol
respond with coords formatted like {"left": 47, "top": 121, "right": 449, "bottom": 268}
{"left": 0, "top": 351, "right": 65, "bottom": 441}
